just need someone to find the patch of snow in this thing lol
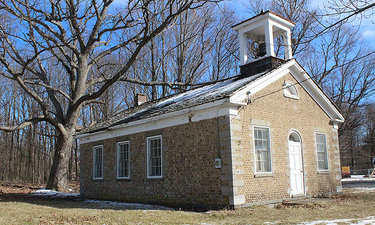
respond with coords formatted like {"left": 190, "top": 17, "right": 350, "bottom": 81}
{"left": 109, "top": 73, "right": 265, "bottom": 128}
{"left": 301, "top": 216, "right": 375, "bottom": 225}
{"left": 31, "top": 189, "right": 171, "bottom": 210}
{"left": 349, "top": 187, "right": 375, "bottom": 193}
{"left": 32, "top": 189, "right": 79, "bottom": 197}
{"left": 342, "top": 175, "right": 375, "bottom": 182}
{"left": 263, "top": 221, "right": 279, "bottom": 224}
{"left": 355, "top": 217, "right": 375, "bottom": 225}
{"left": 152, "top": 73, "right": 263, "bottom": 108}
{"left": 83, "top": 199, "right": 172, "bottom": 210}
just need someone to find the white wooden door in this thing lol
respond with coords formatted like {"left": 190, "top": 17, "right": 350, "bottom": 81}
{"left": 289, "top": 141, "right": 304, "bottom": 196}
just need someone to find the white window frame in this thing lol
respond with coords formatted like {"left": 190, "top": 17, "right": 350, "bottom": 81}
{"left": 283, "top": 82, "right": 299, "bottom": 99}
{"left": 315, "top": 132, "right": 329, "bottom": 172}
{"left": 147, "top": 135, "right": 163, "bottom": 179}
{"left": 93, "top": 145, "right": 104, "bottom": 180}
{"left": 253, "top": 126, "right": 272, "bottom": 175}
{"left": 117, "top": 141, "right": 130, "bottom": 179}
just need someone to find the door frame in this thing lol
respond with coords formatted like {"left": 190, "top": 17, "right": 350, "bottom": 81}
{"left": 288, "top": 131, "right": 305, "bottom": 197}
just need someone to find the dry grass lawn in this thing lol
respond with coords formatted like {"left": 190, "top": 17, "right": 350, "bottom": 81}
{"left": 0, "top": 186, "right": 374, "bottom": 224}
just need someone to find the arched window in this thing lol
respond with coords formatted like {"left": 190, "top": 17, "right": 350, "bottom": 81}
{"left": 283, "top": 82, "right": 299, "bottom": 99}
{"left": 289, "top": 132, "right": 301, "bottom": 142}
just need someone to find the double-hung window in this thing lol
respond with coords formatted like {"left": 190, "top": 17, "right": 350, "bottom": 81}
{"left": 147, "top": 135, "right": 162, "bottom": 178}
{"left": 93, "top": 145, "right": 103, "bottom": 179}
{"left": 316, "top": 133, "right": 329, "bottom": 171}
{"left": 254, "top": 127, "right": 272, "bottom": 173}
{"left": 117, "top": 141, "right": 130, "bottom": 179}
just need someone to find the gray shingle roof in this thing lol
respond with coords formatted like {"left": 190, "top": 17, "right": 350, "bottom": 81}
{"left": 77, "top": 66, "right": 280, "bottom": 135}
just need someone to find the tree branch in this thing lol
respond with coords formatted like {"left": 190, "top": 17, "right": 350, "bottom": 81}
{"left": 0, "top": 116, "right": 47, "bottom": 132}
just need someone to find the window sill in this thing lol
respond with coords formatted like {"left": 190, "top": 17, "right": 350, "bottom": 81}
{"left": 117, "top": 177, "right": 131, "bottom": 181}
{"left": 147, "top": 176, "right": 164, "bottom": 180}
{"left": 93, "top": 178, "right": 104, "bottom": 181}
{"left": 254, "top": 172, "right": 273, "bottom": 178}
{"left": 317, "top": 170, "right": 330, "bottom": 174}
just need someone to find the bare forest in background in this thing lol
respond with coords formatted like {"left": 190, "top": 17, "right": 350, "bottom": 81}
{"left": 0, "top": 81, "right": 79, "bottom": 183}
{"left": 0, "top": 0, "right": 375, "bottom": 186}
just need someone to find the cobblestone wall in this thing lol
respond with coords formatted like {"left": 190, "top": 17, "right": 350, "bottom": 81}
{"left": 80, "top": 117, "right": 231, "bottom": 209}
{"left": 80, "top": 72, "right": 342, "bottom": 208}
{"left": 231, "top": 73, "right": 342, "bottom": 205}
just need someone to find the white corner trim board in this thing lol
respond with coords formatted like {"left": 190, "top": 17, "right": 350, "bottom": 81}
{"left": 77, "top": 100, "right": 241, "bottom": 144}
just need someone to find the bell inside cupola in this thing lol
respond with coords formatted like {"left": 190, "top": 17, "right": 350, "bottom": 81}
{"left": 255, "top": 42, "right": 267, "bottom": 58}
{"left": 232, "top": 11, "right": 295, "bottom": 77}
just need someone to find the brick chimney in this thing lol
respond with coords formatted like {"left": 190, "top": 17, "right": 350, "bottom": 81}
{"left": 135, "top": 93, "right": 147, "bottom": 106}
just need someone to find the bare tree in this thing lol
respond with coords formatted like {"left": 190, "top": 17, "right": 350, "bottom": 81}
{"left": 304, "top": 26, "right": 375, "bottom": 128}
{"left": 0, "top": 74, "right": 57, "bottom": 184}
{"left": 209, "top": 6, "right": 239, "bottom": 80}
{"left": 361, "top": 104, "right": 375, "bottom": 168}
{"left": 0, "top": 0, "right": 220, "bottom": 191}
{"left": 245, "top": 0, "right": 320, "bottom": 57}
{"left": 302, "top": 24, "right": 375, "bottom": 167}
{"left": 121, "top": 4, "right": 238, "bottom": 100}
{"left": 318, "top": 0, "right": 375, "bottom": 37}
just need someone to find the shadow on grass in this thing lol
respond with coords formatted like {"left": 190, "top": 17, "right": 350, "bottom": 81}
{"left": 0, "top": 192, "right": 175, "bottom": 211}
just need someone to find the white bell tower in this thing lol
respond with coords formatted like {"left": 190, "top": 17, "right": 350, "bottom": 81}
{"left": 232, "top": 11, "right": 295, "bottom": 65}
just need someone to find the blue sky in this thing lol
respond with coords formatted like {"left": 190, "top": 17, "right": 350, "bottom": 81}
{"left": 111, "top": 0, "right": 375, "bottom": 47}
{"left": 222, "top": 0, "right": 375, "bottom": 48}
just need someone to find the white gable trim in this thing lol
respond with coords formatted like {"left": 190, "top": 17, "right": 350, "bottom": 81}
{"left": 230, "top": 60, "right": 295, "bottom": 101}
{"left": 290, "top": 63, "right": 344, "bottom": 123}
{"left": 77, "top": 99, "right": 242, "bottom": 144}
{"left": 229, "top": 59, "right": 344, "bottom": 123}
{"left": 233, "top": 12, "right": 295, "bottom": 32}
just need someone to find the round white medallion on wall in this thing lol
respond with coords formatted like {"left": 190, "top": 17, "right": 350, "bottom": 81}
{"left": 283, "top": 82, "right": 299, "bottom": 99}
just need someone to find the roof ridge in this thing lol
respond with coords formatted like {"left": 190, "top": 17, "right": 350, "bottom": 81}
{"left": 77, "top": 61, "right": 293, "bottom": 135}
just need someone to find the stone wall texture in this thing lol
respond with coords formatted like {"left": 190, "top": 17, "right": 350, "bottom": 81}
{"left": 80, "top": 72, "right": 342, "bottom": 208}
{"left": 80, "top": 117, "right": 231, "bottom": 209}
{"left": 232, "top": 72, "right": 341, "bottom": 205}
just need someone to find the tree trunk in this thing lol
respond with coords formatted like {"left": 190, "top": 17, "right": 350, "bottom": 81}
{"left": 75, "top": 139, "right": 79, "bottom": 181}
{"left": 371, "top": 141, "right": 374, "bottom": 168}
{"left": 150, "top": 40, "right": 157, "bottom": 101}
{"left": 69, "top": 144, "right": 73, "bottom": 181}
{"left": 46, "top": 131, "right": 74, "bottom": 192}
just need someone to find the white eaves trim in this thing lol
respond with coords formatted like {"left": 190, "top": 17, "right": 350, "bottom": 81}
{"left": 77, "top": 99, "right": 242, "bottom": 144}
{"left": 229, "top": 59, "right": 344, "bottom": 123}
{"left": 232, "top": 12, "right": 295, "bottom": 33}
